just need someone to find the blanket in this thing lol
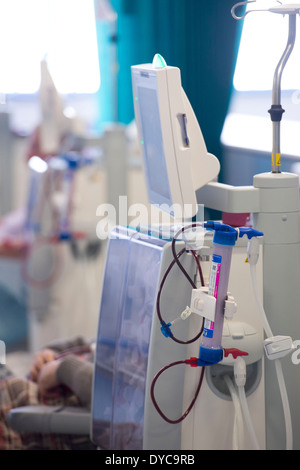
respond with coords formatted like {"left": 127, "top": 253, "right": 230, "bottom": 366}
{"left": 0, "top": 373, "right": 96, "bottom": 450}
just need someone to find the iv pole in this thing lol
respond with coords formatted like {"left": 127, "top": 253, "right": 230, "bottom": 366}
{"left": 270, "top": 13, "right": 296, "bottom": 173}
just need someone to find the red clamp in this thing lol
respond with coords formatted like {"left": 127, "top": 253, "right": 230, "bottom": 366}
{"left": 185, "top": 357, "right": 199, "bottom": 367}
{"left": 223, "top": 348, "right": 249, "bottom": 360}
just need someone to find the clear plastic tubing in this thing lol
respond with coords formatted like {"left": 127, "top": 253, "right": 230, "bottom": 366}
{"left": 26, "top": 156, "right": 49, "bottom": 234}
{"left": 51, "top": 152, "right": 81, "bottom": 240}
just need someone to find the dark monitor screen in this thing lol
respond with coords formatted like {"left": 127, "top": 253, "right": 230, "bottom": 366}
{"left": 136, "top": 84, "right": 172, "bottom": 205}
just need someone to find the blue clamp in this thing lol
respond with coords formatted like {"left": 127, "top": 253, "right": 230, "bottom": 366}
{"left": 160, "top": 321, "right": 174, "bottom": 339}
{"left": 238, "top": 227, "right": 264, "bottom": 240}
{"left": 58, "top": 233, "right": 72, "bottom": 241}
{"left": 204, "top": 221, "right": 239, "bottom": 246}
{"left": 204, "top": 221, "right": 263, "bottom": 246}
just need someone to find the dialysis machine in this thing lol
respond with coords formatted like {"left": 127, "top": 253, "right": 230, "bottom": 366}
{"left": 92, "top": 2, "right": 300, "bottom": 451}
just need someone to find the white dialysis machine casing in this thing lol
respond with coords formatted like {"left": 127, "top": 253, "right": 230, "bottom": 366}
{"left": 91, "top": 56, "right": 267, "bottom": 450}
{"left": 91, "top": 226, "right": 265, "bottom": 451}
{"left": 130, "top": 47, "right": 300, "bottom": 450}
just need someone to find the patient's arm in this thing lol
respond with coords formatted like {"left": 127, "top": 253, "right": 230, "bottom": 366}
{"left": 29, "top": 349, "right": 57, "bottom": 382}
{"left": 38, "top": 355, "right": 93, "bottom": 408}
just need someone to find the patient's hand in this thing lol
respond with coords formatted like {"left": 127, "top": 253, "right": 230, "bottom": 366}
{"left": 37, "top": 360, "right": 61, "bottom": 397}
{"left": 29, "top": 349, "right": 57, "bottom": 382}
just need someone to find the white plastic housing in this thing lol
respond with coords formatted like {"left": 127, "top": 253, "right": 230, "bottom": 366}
{"left": 131, "top": 60, "right": 220, "bottom": 220}
{"left": 221, "top": 321, "right": 263, "bottom": 366}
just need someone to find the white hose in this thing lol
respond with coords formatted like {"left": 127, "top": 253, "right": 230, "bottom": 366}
{"left": 250, "top": 264, "right": 272, "bottom": 338}
{"left": 238, "top": 384, "right": 260, "bottom": 450}
{"left": 274, "top": 359, "right": 293, "bottom": 451}
{"left": 224, "top": 375, "right": 244, "bottom": 450}
{"left": 249, "top": 262, "right": 293, "bottom": 450}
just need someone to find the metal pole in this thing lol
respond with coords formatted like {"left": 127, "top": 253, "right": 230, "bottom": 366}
{"left": 270, "top": 14, "right": 296, "bottom": 173}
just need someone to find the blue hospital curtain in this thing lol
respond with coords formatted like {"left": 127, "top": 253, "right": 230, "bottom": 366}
{"left": 96, "top": 0, "right": 244, "bottom": 182}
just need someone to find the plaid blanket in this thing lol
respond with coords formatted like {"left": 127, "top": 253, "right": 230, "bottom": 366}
{"left": 0, "top": 373, "right": 96, "bottom": 450}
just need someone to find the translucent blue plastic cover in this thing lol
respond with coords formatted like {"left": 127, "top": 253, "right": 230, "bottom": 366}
{"left": 91, "top": 227, "right": 166, "bottom": 450}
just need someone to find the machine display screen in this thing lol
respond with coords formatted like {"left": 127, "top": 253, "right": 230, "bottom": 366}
{"left": 135, "top": 76, "right": 173, "bottom": 208}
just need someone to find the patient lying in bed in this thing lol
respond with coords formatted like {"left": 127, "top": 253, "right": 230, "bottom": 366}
{"left": 0, "top": 336, "right": 95, "bottom": 450}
